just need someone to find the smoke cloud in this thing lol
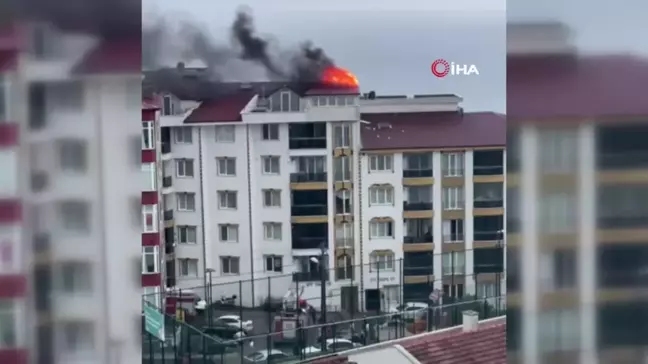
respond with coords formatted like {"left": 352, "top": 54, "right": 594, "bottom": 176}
{"left": 144, "top": 7, "right": 336, "bottom": 85}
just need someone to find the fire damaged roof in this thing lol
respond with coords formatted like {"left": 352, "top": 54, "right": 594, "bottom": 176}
{"left": 508, "top": 54, "right": 648, "bottom": 120}
{"left": 360, "top": 111, "right": 506, "bottom": 151}
{"left": 306, "top": 317, "right": 506, "bottom": 364}
{"left": 184, "top": 90, "right": 256, "bottom": 123}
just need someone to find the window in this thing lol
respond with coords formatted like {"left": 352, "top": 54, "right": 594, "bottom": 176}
{"left": 404, "top": 153, "right": 432, "bottom": 171}
{"left": 264, "top": 255, "right": 283, "bottom": 273}
{"left": 142, "top": 247, "right": 158, "bottom": 273}
{"left": 176, "top": 193, "right": 196, "bottom": 211}
{"left": 142, "top": 163, "right": 156, "bottom": 191}
{"left": 369, "top": 155, "right": 393, "bottom": 172}
{"left": 370, "top": 219, "right": 394, "bottom": 239}
{"left": 538, "top": 129, "right": 578, "bottom": 173}
{"left": 476, "top": 282, "right": 497, "bottom": 298}
{"left": 218, "top": 191, "right": 238, "bottom": 209}
{"left": 280, "top": 91, "right": 292, "bottom": 112}
{"left": 262, "top": 156, "right": 280, "bottom": 174}
{"left": 0, "top": 301, "right": 16, "bottom": 347}
{"left": 221, "top": 256, "right": 240, "bottom": 275}
{"left": 336, "top": 222, "right": 353, "bottom": 248}
{"left": 405, "top": 186, "right": 432, "bottom": 204}
{"left": 177, "top": 226, "right": 197, "bottom": 244}
{"left": 215, "top": 125, "right": 235, "bottom": 142}
{"left": 333, "top": 124, "right": 351, "bottom": 148}
{"left": 442, "top": 251, "right": 465, "bottom": 275}
{"left": 179, "top": 259, "right": 199, "bottom": 276}
{"left": 539, "top": 192, "right": 576, "bottom": 234}
{"left": 59, "top": 200, "right": 90, "bottom": 233}
{"left": 219, "top": 224, "right": 239, "bottom": 242}
{"left": 262, "top": 189, "right": 281, "bottom": 207}
{"left": 442, "top": 187, "right": 464, "bottom": 210}
{"left": 162, "top": 95, "right": 175, "bottom": 116}
{"left": 263, "top": 222, "right": 282, "bottom": 240}
{"left": 142, "top": 205, "right": 157, "bottom": 233}
{"left": 175, "top": 159, "right": 194, "bottom": 178}
{"left": 262, "top": 124, "right": 279, "bottom": 140}
{"left": 443, "top": 284, "right": 464, "bottom": 299}
{"left": 537, "top": 310, "right": 581, "bottom": 353}
{"left": 60, "top": 321, "right": 95, "bottom": 355}
{"left": 294, "top": 156, "right": 326, "bottom": 174}
{"left": 58, "top": 139, "right": 88, "bottom": 172}
{"left": 0, "top": 77, "right": 8, "bottom": 121}
{"left": 369, "top": 184, "right": 394, "bottom": 205}
{"left": 336, "top": 190, "right": 352, "bottom": 215}
{"left": 369, "top": 250, "right": 395, "bottom": 272}
{"left": 442, "top": 219, "right": 464, "bottom": 242}
{"left": 174, "top": 127, "right": 192, "bottom": 144}
{"left": 442, "top": 152, "right": 464, "bottom": 177}
{"left": 334, "top": 156, "right": 352, "bottom": 182}
{"left": 142, "top": 121, "right": 154, "bottom": 150}
{"left": 336, "top": 255, "right": 353, "bottom": 280}
{"left": 58, "top": 262, "right": 92, "bottom": 293}
{"left": 216, "top": 157, "right": 236, "bottom": 176}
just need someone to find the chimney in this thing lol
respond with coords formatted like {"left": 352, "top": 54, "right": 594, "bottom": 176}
{"left": 462, "top": 310, "right": 478, "bottom": 332}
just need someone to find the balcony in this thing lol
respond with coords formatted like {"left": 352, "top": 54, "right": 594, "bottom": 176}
{"left": 403, "top": 202, "right": 433, "bottom": 211}
{"left": 403, "top": 169, "right": 433, "bottom": 178}
{"left": 443, "top": 234, "right": 464, "bottom": 243}
{"left": 404, "top": 235, "right": 432, "bottom": 244}
{"left": 164, "top": 227, "right": 175, "bottom": 255}
{"left": 162, "top": 176, "right": 173, "bottom": 188}
{"left": 163, "top": 210, "right": 174, "bottom": 221}
{"left": 473, "top": 166, "right": 504, "bottom": 176}
{"left": 291, "top": 204, "right": 327, "bottom": 216}
{"left": 474, "top": 199, "right": 503, "bottom": 208}
{"left": 289, "top": 137, "right": 327, "bottom": 149}
{"left": 290, "top": 172, "right": 327, "bottom": 183}
{"left": 292, "top": 236, "right": 326, "bottom": 250}
{"left": 161, "top": 141, "right": 172, "bottom": 154}
{"left": 598, "top": 215, "right": 647, "bottom": 229}
{"left": 474, "top": 231, "right": 504, "bottom": 242}
{"left": 293, "top": 270, "right": 329, "bottom": 282}
{"left": 404, "top": 252, "right": 434, "bottom": 276}
{"left": 596, "top": 125, "right": 648, "bottom": 170}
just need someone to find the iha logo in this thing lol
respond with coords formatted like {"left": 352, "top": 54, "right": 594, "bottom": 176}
{"left": 431, "top": 59, "right": 479, "bottom": 78}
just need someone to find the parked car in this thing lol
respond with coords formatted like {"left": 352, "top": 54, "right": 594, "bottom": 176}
{"left": 244, "top": 349, "right": 292, "bottom": 363}
{"left": 204, "top": 320, "right": 248, "bottom": 339}
{"left": 388, "top": 302, "right": 428, "bottom": 320}
{"left": 301, "top": 338, "right": 361, "bottom": 355}
{"left": 216, "top": 315, "right": 254, "bottom": 333}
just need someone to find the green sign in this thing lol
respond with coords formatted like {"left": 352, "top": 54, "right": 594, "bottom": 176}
{"left": 144, "top": 305, "right": 165, "bottom": 341}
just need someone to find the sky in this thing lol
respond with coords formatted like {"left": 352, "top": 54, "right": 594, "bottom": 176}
{"left": 144, "top": 0, "right": 648, "bottom": 114}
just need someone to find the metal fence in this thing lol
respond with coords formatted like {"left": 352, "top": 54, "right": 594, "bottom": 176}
{"left": 142, "top": 257, "right": 505, "bottom": 363}
{"left": 142, "top": 295, "right": 506, "bottom": 363}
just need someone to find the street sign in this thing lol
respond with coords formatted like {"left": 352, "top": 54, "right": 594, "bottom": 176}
{"left": 144, "top": 305, "right": 165, "bottom": 341}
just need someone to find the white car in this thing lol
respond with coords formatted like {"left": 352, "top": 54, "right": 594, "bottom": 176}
{"left": 301, "top": 338, "right": 361, "bottom": 355}
{"left": 216, "top": 315, "right": 254, "bottom": 333}
{"left": 244, "top": 349, "right": 291, "bottom": 363}
{"left": 388, "top": 302, "right": 428, "bottom": 320}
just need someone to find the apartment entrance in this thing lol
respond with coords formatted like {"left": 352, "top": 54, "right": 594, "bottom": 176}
{"left": 340, "top": 286, "right": 359, "bottom": 314}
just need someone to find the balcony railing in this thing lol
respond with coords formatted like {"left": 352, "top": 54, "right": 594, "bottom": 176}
{"left": 161, "top": 141, "right": 171, "bottom": 154}
{"left": 474, "top": 231, "right": 504, "bottom": 242}
{"left": 403, "top": 265, "right": 434, "bottom": 276}
{"left": 162, "top": 176, "right": 173, "bottom": 188}
{"left": 597, "top": 215, "right": 648, "bottom": 229}
{"left": 292, "top": 237, "right": 326, "bottom": 250}
{"left": 335, "top": 238, "right": 353, "bottom": 248}
{"left": 291, "top": 204, "right": 327, "bottom": 216}
{"left": 290, "top": 172, "right": 327, "bottom": 183}
{"left": 404, "top": 235, "right": 433, "bottom": 244}
{"left": 473, "top": 166, "right": 504, "bottom": 176}
{"left": 474, "top": 199, "right": 503, "bottom": 208}
{"left": 292, "top": 270, "right": 329, "bottom": 282}
{"left": 597, "top": 151, "right": 648, "bottom": 169}
{"left": 403, "top": 202, "right": 433, "bottom": 211}
{"left": 443, "top": 234, "right": 464, "bottom": 243}
{"left": 163, "top": 210, "right": 174, "bottom": 221}
{"left": 403, "top": 169, "right": 433, "bottom": 178}
{"left": 598, "top": 270, "right": 648, "bottom": 288}
{"left": 289, "top": 138, "right": 327, "bottom": 150}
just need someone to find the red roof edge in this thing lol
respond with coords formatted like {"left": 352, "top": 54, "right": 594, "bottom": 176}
{"left": 73, "top": 38, "right": 141, "bottom": 74}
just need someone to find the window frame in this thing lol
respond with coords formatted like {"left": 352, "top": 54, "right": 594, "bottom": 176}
{"left": 142, "top": 246, "right": 159, "bottom": 274}
{"left": 217, "top": 190, "right": 238, "bottom": 210}
{"left": 262, "top": 189, "right": 281, "bottom": 207}
{"left": 142, "top": 122, "right": 154, "bottom": 150}
{"left": 176, "top": 192, "right": 196, "bottom": 211}
{"left": 179, "top": 258, "right": 199, "bottom": 277}
{"left": 175, "top": 158, "right": 194, "bottom": 178}
{"left": 333, "top": 124, "right": 351, "bottom": 148}
{"left": 218, "top": 224, "right": 239, "bottom": 243}
{"left": 174, "top": 127, "right": 193, "bottom": 144}
{"left": 142, "top": 205, "right": 157, "bottom": 233}
{"left": 262, "top": 124, "right": 279, "bottom": 140}
{"left": 369, "top": 250, "right": 395, "bottom": 272}
{"left": 263, "top": 222, "right": 282, "bottom": 241}
{"left": 220, "top": 256, "right": 240, "bottom": 275}
{"left": 442, "top": 152, "right": 464, "bottom": 177}
{"left": 216, "top": 157, "right": 236, "bottom": 177}
{"left": 442, "top": 187, "right": 465, "bottom": 210}
{"left": 442, "top": 251, "right": 466, "bottom": 275}
{"left": 369, "top": 185, "right": 394, "bottom": 205}
{"left": 368, "top": 155, "right": 393, "bottom": 173}
{"left": 177, "top": 225, "right": 197, "bottom": 244}
{"left": 264, "top": 255, "right": 283, "bottom": 273}
{"left": 262, "top": 156, "right": 280, "bottom": 175}
{"left": 369, "top": 219, "right": 394, "bottom": 239}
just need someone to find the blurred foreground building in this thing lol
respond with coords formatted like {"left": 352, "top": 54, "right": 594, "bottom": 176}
{"left": 149, "top": 70, "right": 506, "bottom": 313}
{"left": 0, "top": 23, "right": 141, "bottom": 363}
{"left": 507, "top": 22, "right": 648, "bottom": 363}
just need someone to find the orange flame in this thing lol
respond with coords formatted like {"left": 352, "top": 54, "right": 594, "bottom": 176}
{"left": 320, "top": 66, "right": 359, "bottom": 88}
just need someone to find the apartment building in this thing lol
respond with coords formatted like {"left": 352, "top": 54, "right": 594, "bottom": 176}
{"left": 507, "top": 23, "right": 648, "bottom": 363}
{"left": 358, "top": 95, "right": 506, "bottom": 307}
{"left": 0, "top": 24, "right": 141, "bottom": 363}
{"left": 155, "top": 75, "right": 506, "bottom": 311}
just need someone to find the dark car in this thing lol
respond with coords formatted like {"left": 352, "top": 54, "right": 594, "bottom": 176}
{"left": 203, "top": 320, "right": 247, "bottom": 339}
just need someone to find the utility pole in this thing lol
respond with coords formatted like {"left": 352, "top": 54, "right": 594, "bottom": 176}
{"left": 206, "top": 268, "right": 215, "bottom": 326}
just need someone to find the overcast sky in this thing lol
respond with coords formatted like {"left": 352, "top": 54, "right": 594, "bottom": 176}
{"left": 144, "top": 0, "right": 647, "bottom": 114}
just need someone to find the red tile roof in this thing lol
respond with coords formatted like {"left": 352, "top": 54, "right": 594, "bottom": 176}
{"left": 183, "top": 91, "right": 255, "bottom": 123}
{"left": 360, "top": 112, "right": 505, "bottom": 151}
{"left": 74, "top": 38, "right": 141, "bottom": 74}
{"left": 508, "top": 54, "right": 648, "bottom": 121}
{"left": 401, "top": 318, "right": 506, "bottom": 364}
